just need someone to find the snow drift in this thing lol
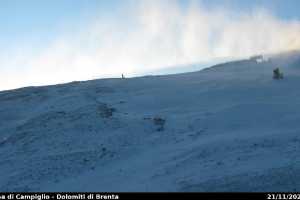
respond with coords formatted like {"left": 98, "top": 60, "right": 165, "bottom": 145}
{"left": 1, "top": 50, "right": 300, "bottom": 191}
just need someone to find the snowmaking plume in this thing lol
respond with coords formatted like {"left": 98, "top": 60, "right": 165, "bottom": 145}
{"left": 1, "top": 0, "right": 300, "bottom": 90}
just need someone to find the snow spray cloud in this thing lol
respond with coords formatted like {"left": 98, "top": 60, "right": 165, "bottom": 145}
{"left": 1, "top": 0, "right": 300, "bottom": 90}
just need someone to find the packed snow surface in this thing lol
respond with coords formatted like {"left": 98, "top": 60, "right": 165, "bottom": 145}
{"left": 1, "top": 51, "right": 300, "bottom": 192}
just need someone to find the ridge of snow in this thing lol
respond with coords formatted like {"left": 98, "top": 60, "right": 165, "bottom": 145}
{"left": 1, "top": 51, "right": 300, "bottom": 191}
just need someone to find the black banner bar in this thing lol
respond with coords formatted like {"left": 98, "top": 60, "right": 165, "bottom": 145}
{"left": 0, "top": 192, "right": 299, "bottom": 200}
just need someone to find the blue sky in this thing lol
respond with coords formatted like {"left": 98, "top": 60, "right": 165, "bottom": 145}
{"left": 0, "top": 1, "right": 113, "bottom": 46}
{"left": 0, "top": 0, "right": 300, "bottom": 90}
{"left": 1, "top": 0, "right": 299, "bottom": 49}
{"left": 202, "top": 0, "right": 300, "bottom": 20}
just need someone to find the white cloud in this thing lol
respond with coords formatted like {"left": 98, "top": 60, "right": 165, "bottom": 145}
{"left": 1, "top": 0, "right": 300, "bottom": 90}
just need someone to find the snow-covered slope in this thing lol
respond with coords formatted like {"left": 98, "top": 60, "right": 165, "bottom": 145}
{"left": 1, "top": 51, "right": 300, "bottom": 192}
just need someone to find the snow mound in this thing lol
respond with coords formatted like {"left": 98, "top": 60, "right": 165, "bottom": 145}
{"left": 1, "top": 50, "right": 300, "bottom": 191}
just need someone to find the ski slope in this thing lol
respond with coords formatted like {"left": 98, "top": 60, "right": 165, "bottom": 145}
{"left": 1, "top": 51, "right": 300, "bottom": 192}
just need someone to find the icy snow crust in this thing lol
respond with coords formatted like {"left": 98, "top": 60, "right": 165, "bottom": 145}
{"left": 1, "top": 51, "right": 300, "bottom": 191}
